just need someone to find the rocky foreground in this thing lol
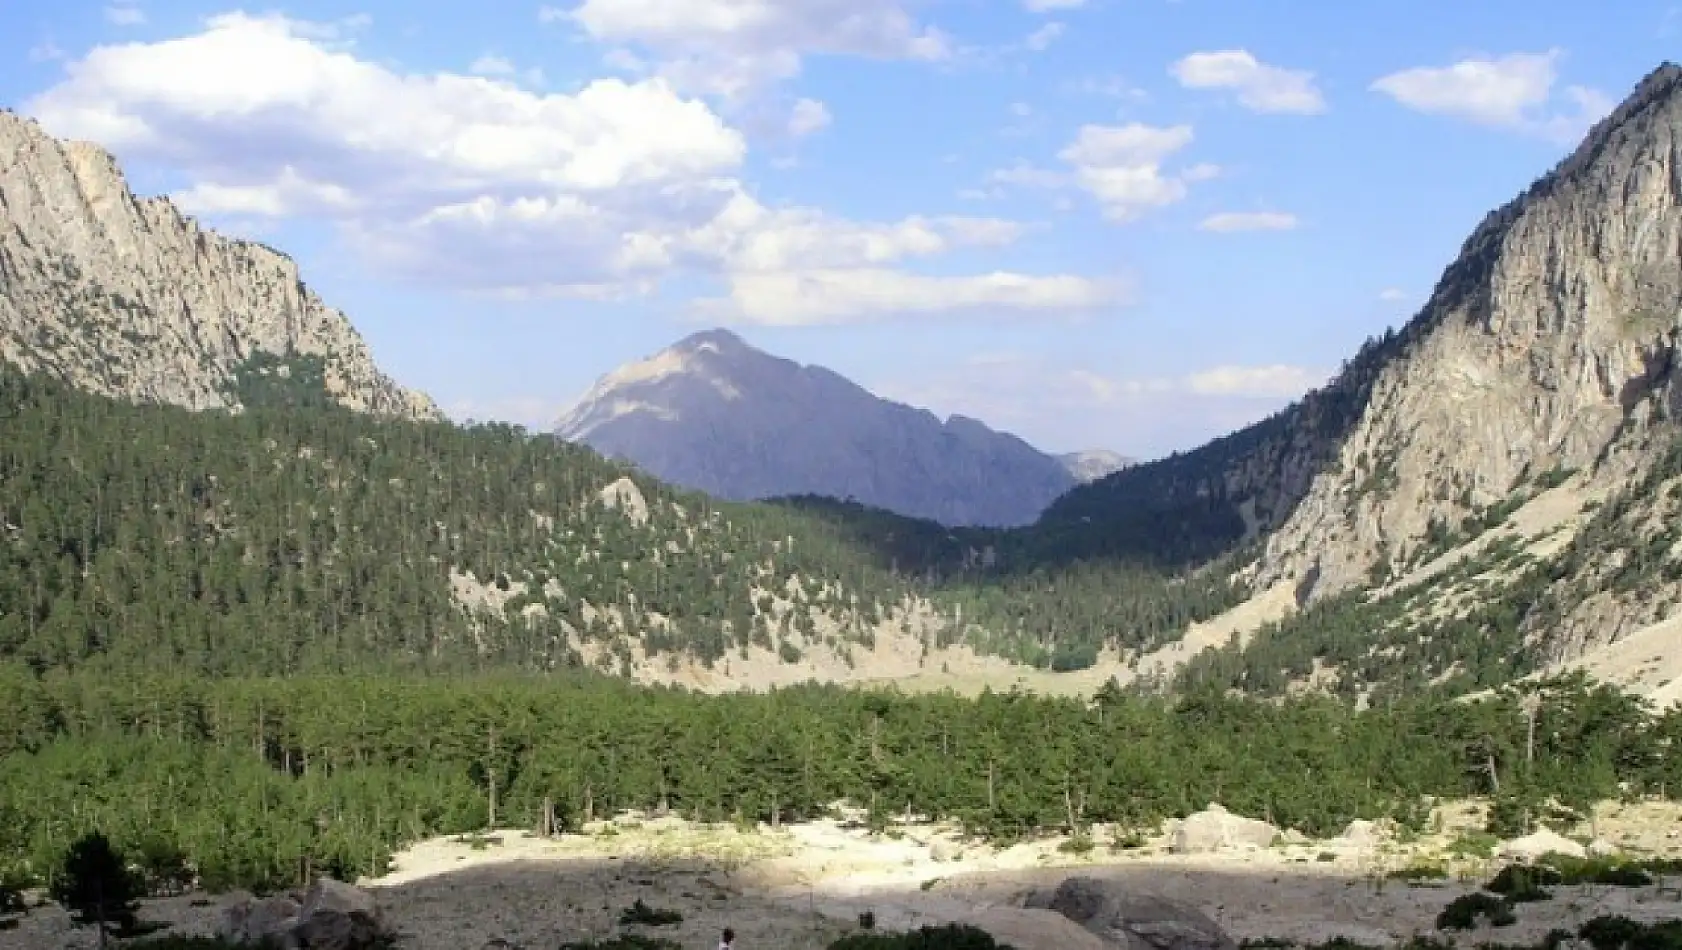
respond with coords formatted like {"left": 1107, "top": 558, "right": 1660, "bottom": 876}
{"left": 5, "top": 799, "right": 1681, "bottom": 949}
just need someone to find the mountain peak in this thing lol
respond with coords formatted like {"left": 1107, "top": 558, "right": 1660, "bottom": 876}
{"left": 555, "top": 332, "right": 1083, "bottom": 526}
{"left": 674, "top": 327, "right": 748, "bottom": 353}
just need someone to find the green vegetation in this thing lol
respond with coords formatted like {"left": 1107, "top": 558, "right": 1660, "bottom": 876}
{"left": 52, "top": 831, "right": 141, "bottom": 947}
{"left": 0, "top": 666, "right": 1676, "bottom": 895}
{"left": 559, "top": 937, "right": 682, "bottom": 950}
{"left": 828, "top": 923, "right": 1012, "bottom": 950}
{"left": 0, "top": 360, "right": 1246, "bottom": 680}
{"left": 619, "top": 899, "right": 683, "bottom": 926}
{"left": 1436, "top": 892, "right": 1516, "bottom": 930}
{"left": 1180, "top": 434, "right": 1682, "bottom": 702}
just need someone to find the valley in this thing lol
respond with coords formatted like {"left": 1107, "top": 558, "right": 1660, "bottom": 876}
{"left": 1, "top": 21, "right": 1682, "bottom": 950}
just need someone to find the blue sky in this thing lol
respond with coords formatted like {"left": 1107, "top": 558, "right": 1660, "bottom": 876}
{"left": 2, "top": 0, "right": 1675, "bottom": 458}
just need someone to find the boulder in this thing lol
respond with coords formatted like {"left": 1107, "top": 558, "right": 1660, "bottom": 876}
{"left": 1022, "top": 876, "right": 1237, "bottom": 950}
{"left": 1498, "top": 828, "right": 1587, "bottom": 861}
{"left": 1337, "top": 820, "right": 1383, "bottom": 846}
{"left": 1171, "top": 805, "right": 1278, "bottom": 854}
{"left": 1587, "top": 838, "right": 1618, "bottom": 857}
{"left": 930, "top": 838, "right": 962, "bottom": 863}
{"left": 958, "top": 908, "right": 1112, "bottom": 950}
{"left": 219, "top": 879, "right": 393, "bottom": 950}
{"left": 294, "top": 878, "right": 393, "bottom": 950}
{"left": 217, "top": 893, "right": 302, "bottom": 948}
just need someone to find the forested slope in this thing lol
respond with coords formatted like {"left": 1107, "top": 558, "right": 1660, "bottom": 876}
{"left": 0, "top": 356, "right": 1237, "bottom": 681}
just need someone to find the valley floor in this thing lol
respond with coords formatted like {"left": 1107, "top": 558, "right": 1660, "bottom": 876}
{"left": 6, "top": 800, "right": 1682, "bottom": 949}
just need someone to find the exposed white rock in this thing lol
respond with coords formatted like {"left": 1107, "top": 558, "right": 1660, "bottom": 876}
{"left": 0, "top": 110, "right": 435, "bottom": 419}
{"left": 1498, "top": 827, "right": 1587, "bottom": 861}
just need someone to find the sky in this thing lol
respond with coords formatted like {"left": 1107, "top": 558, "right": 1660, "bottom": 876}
{"left": 2, "top": 0, "right": 1676, "bottom": 459}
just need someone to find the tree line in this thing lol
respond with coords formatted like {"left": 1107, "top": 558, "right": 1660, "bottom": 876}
{"left": 1, "top": 665, "right": 1674, "bottom": 895}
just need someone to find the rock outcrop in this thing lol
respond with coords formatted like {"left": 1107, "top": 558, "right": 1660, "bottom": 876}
{"left": 1020, "top": 876, "right": 1238, "bottom": 950}
{"left": 1254, "top": 64, "right": 1682, "bottom": 606}
{"left": 1170, "top": 804, "right": 1279, "bottom": 854}
{"left": 1047, "top": 63, "right": 1682, "bottom": 659}
{"left": 0, "top": 110, "right": 437, "bottom": 419}
{"left": 218, "top": 878, "right": 395, "bottom": 949}
{"left": 1498, "top": 828, "right": 1588, "bottom": 861}
{"left": 555, "top": 328, "right": 1079, "bottom": 527}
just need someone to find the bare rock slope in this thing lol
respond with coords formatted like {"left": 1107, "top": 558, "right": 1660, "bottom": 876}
{"left": 0, "top": 110, "right": 436, "bottom": 419}
{"left": 1255, "top": 64, "right": 1682, "bottom": 603}
{"left": 556, "top": 328, "right": 1083, "bottom": 527}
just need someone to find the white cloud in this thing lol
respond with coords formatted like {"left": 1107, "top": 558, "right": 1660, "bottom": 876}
{"left": 561, "top": 0, "right": 950, "bottom": 100}
{"left": 787, "top": 97, "right": 831, "bottom": 136}
{"left": 469, "top": 54, "right": 516, "bottom": 76}
{"left": 1170, "top": 50, "right": 1325, "bottom": 114}
{"left": 1198, "top": 211, "right": 1298, "bottom": 232}
{"left": 26, "top": 11, "right": 1102, "bottom": 324}
{"left": 444, "top": 395, "right": 563, "bottom": 430}
{"left": 1025, "top": 22, "right": 1065, "bottom": 52}
{"left": 1186, "top": 364, "right": 1323, "bottom": 397}
{"left": 1370, "top": 50, "right": 1613, "bottom": 143}
{"left": 697, "top": 269, "right": 1122, "bottom": 325}
{"left": 873, "top": 354, "right": 1326, "bottom": 455}
{"left": 104, "top": 4, "right": 146, "bottom": 26}
{"left": 1061, "top": 75, "right": 1149, "bottom": 101}
{"left": 1023, "top": 0, "right": 1086, "bottom": 11}
{"left": 1057, "top": 123, "right": 1207, "bottom": 221}
{"left": 1378, "top": 287, "right": 1408, "bottom": 302}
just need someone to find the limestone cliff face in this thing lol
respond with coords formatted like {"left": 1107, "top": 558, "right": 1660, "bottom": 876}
{"left": 0, "top": 110, "right": 437, "bottom": 419}
{"left": 1254, "top": 65, "right": 1682, "bottom": 600}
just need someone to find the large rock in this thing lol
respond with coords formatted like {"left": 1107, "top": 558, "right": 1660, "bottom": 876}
{"left": 294, "top": 878, "right": 393, "bottom": 950}
{"left": 1021, "top": 876, "right": 1237, "bottom": 950}
{"left": 218, "top": 879, "right": 393, "bottom": 950}
{"left": 1171, "top": 805, "right": 1278, "bottom": 854}
{"left": 959, "top": 908, "right": 1112, "bottom": 950}
{"left": 1498, "top": 828, "right": 1587, "bottom": 861}
{"left": 1336, "top": 820, "right": 1384, "bottom": 847}
{"left": 218, "top": 893, "right": 302, "bottom": 948}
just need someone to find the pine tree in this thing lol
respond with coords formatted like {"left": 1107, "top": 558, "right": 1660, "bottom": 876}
{"left": 51, "top": 832, "right": 139, "bottom": 948}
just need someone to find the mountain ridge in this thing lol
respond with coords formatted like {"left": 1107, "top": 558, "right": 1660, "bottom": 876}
{"left": 555, "top": 328, "right": 1095, "bottom": 527}
{"left": 0, "top": 109, "right": 438, "bottom": 420}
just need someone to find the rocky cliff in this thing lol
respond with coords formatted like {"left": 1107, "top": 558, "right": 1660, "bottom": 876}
{"left": 0, "top": 110, "right": 437, "bottom": 419}
{"left": 555, "top": 328, "right": 1079, "bottom": 527}
{"left": 1254, "top": 64, "right": 1682, "bottom": 603}
{"left": 1043, "top": 64, "right": 1682, "bottom": 686}
{"left": 1057, "top": 449, "right": 1135, "bottom": 483}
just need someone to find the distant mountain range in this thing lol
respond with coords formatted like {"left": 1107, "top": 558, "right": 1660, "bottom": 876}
{"left": 553, "top": 329, "right": 1125, "bottom": 526}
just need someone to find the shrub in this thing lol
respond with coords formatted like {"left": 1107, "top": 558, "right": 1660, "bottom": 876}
{"left": 1435, "top": 893, "right": 1515, "bottom": 930}
{"left": 618, "top": 899, "right": 683, "bottom": 927}
{"left": 1484, "top": 864, "right": 1560, "bottom": 901}
{"left": 828, "top": 923, "right": 1014, "bottom": 949}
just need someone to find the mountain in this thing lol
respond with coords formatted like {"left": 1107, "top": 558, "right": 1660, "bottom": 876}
{"left": 1057, "top": 449, "right": 1135, "bottom": 483}
{"left": 555, "top": 328, "right": 1079, "bottom": 527}
{"left": 0, "top": 110, "right": 436, "bottom": 419}
{"left": 1074, "top": 63, "right": 1682, "bottom": 701}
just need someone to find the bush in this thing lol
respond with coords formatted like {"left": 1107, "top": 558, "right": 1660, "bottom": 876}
{"left": 559, "top": 938, "right": 683, "bottom": 950}
{"left": 618, "top": 899, "right": 683, "bottom": 927}
{"left": 1057, "top": 834, "right": 1095, "bottom": 856}
{"left": 1484, "top": 864, "right": 1560, "bottom": 901}
{"left": 1388, "top": 862, "right": 1449, "bottom": 883}
{"left": 828, "top": 924, "right": 1013, "bottom": 950}
{"left": 1435, "top": 893, "right": 1515, "bottom": 930}
{"left": 1536, "top": 855, "right": 1656, "bottom": 887}
{"left": 1485, "top": 797, "right": 1534, "bottom": 838}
